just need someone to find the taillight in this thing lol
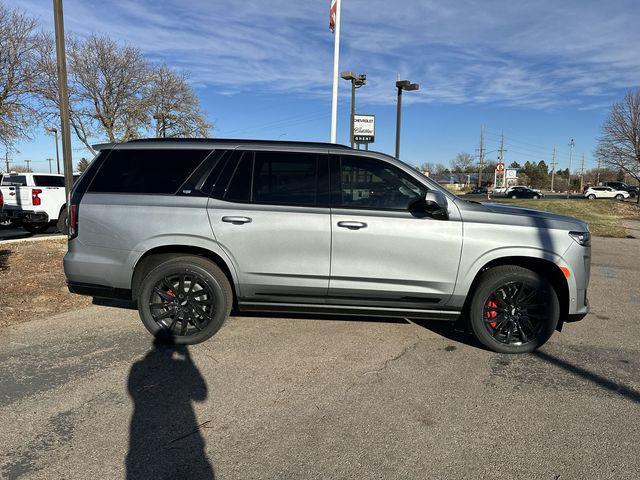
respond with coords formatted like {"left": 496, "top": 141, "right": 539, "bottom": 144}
{"left": 32, "top": 188, "right": 42, "bottom": 206}
{"left": 69, "top": 204, "right": 78, "bottom": 238}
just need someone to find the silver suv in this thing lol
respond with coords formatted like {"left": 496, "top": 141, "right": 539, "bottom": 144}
{"left": 64, "top": 139, "right": 590, "bottom": 353}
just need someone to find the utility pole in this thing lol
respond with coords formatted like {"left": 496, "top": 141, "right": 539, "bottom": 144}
{"left": 53, "top": 0, "right": 74, "bottom": 202}
{"left": 550, "top": 146, "right": 557, "bottom": 192}
{"left": 47, "top": 158, "right": 54, "bottom": 173}
{"left": 25, "top": 159, "right": 32, "bottom": 172}
{"left": 477, "top": 125, "right": 485, "bottom": 187}
{"left": 567, "top": 138, "right": 575, "bottom": 198}
{"left": 4, "top": 151, "right": 9, "bottom": 173}
{"left": 596, "top": 156, "right": 602, "bottom": 184}
{"left": 579, "top": 153, "right": 585, "bottom": 193}
{"left": 495, "top": 130, "right": 506, "bottom": 189}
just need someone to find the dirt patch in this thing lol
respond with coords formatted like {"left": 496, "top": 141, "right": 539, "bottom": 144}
{"left": 0, "top": 239, "right": 92, "bottom": 328}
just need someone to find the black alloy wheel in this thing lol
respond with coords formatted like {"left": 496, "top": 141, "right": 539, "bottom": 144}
{"left": 149, "top": 272, "right": 216, "bottom": 337}
{"left": 469, "top": 265, "right": 559, "bottom": 353}
{"left": 138, "top": 256, "right": 232, "bottom": 345}
{"left": 483, "top": 281, "right": 545, "bottom": 346}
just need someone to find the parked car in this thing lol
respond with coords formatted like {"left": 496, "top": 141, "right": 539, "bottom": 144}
{"left": 506, "top": 186, "right": 543, "bottom": 199}
{"left": 601, "top": 181, "right": 638, "bottom": 198}
{"left": 584, "top": 186, "right": 629, "bottom": 200}
{"left": 65, "top": 139, "right": 591, "bottom": 354}
{"left": 0, "top": 172, "right": 72, "bottom": 234}
{"left": 470, "top": 186, "right": 488, "bottom": 194}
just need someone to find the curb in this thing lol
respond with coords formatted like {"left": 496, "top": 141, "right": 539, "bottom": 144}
{"left": 0, "top": 235, "right": 66, "bottom": 246}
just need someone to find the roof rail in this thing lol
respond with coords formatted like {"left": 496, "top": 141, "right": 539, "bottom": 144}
{"left": 121, "top": 137, "right": 352, "bottom": 149}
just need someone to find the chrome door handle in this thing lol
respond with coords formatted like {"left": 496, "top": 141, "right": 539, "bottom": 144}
{"left": 337, "top": 221, "right": 367, "bottom": 230}
{"left": 222, "top": 216, "right": 252, "bottom": 225}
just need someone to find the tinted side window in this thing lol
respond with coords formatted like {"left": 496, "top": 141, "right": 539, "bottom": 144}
{"left": 252, "top": 151, "right": 317, "bottom": 206}
{"left": 334, "top": 156, "right": 428, "bottom": 210}
{"left": 34, "top": 175, "right": 65, "bottom": 187}
{"left": 88, "top": 149, "right": 210, "bottom": 194}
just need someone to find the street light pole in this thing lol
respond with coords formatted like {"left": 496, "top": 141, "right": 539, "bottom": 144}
{"left": 46, "top": 127, "right": 60, "bottom": 174}
{"left": 47, "top": 158, "right": 53, "bottom": 173}
{"left": 341, "top": 71, "right": 366, "bottom": 148}
{"left": 53, "top": 0, "right": 74, "bottom": 202}
{"left": 395, "top": 80, "right": 419, "bottom": 159}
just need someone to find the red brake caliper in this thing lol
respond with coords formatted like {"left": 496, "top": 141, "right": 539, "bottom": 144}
{"left": 486, "top": 299, "right": 498, "bottom": 328}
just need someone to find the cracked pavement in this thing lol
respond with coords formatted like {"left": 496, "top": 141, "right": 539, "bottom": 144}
{"left": 1, "top": 236, "right": 639, "bottom": 479}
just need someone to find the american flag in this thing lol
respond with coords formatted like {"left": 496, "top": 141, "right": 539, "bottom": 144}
{"left": 330, "top": 0, "right": 337, "bottom": 32}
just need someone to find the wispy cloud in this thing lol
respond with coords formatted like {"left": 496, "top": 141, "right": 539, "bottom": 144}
{"left": 21, "top": 0, "right": 640, "bottom": 109}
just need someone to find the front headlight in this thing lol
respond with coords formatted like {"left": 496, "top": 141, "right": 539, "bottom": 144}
{"left": 569, "top": 231, "right": 591, "bottom": 247}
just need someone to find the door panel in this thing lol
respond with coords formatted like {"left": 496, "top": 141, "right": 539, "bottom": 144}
{"left": 330, "top": 209, "right": 462, "bottom": 307}
{"left": 328, "top": 154, "right": 463, "bottom": 308}
{"left": 209, "top": 202, "right": 331, "bottom": 301}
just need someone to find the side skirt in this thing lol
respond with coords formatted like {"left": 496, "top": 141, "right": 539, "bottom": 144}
{"left": 238, "top": 301, "right": 461, "bottom": 321}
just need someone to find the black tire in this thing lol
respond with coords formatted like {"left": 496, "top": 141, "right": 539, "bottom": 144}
{"left": 533, "top": 195, "right": 539, "bottom": 199}
{"left": 137, "top": 255, "right": 233, "bottom": 345}
{"left": 22, "top": 222, "right": 50, "bottom": 234}
{"left": 468, "top": 265, "right": 559, "bottom": 354}
{"left": 57, "top": 209, "right": 69, "bottom": 235}
{"left": 511, "top": 194, "right": 517, "bottom": 199}
{"left": 588, "top": 194, "right": 596, "bottom": 200}
{"left": 615, "top": 194, "right": 624, "bottom": 200}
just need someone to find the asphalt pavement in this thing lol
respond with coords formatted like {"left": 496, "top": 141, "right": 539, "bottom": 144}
{"left": 1, "top": 237, "right": 639, "bottom": 479}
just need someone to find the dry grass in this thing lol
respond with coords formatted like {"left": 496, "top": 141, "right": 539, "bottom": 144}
{"left": 0, "top": 239, "right": 92, "bottom": 328}
{"left": 490, "top": 199, "right": 639, "bottom": 237}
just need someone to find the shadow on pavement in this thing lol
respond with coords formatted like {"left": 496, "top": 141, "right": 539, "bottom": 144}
{"left": 415, "top": 319, "right": 640, "bottom": 405}
{"left": 533, "top": 349, "right": 640, "bottom": 404}
{"left": 126, "top": 336, "right": 215, "bottom": 479}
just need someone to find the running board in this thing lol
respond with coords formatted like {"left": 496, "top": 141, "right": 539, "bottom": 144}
{"left": 238, "top": 301, "right": 461, "bottom": 321}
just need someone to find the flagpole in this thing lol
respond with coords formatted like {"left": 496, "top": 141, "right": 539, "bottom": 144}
{"left": 330, "top": 0, "right": 341, "bottom": 143}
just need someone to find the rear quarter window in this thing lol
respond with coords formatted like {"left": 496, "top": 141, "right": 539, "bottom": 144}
{"left": 87, "top": 148, "right": 211, "bottom": 194}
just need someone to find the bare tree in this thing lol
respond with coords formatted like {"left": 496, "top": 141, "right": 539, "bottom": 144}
{"left": 35, "top": 34, "right": 150, "bottom": 153}
{"left": 595, "top": 90, "right": 640, "bottom": 195}
{"left": 147, "top": 65, "right": 211, "bottom": 138}
{"left": 0, "top": 3, "right": 39, "bottom": 147}
{"left": 451, "top": 152, "right": 475, "bottom": 173}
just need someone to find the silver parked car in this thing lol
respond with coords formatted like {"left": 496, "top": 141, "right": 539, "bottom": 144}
{"left": 64, "top": 139, "right": 591, "bottom": 353}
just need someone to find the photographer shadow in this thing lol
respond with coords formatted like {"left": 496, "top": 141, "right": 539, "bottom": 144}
{"left": 126, "top": 336, "right": 215, "bottom": 479}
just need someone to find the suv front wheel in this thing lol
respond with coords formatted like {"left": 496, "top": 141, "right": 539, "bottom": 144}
{"left": 469, "top": 266, "right": 559, "bottom": 353}
{"left": 137, "top": 255, "right": 233, "bottom": 345}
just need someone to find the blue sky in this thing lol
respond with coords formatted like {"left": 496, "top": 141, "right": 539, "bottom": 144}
{"left": 11, "top": 0, "right": 640, "bottom": 172}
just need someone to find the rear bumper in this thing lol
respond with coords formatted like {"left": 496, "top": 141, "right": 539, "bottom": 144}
{"left": 4, "top": 209, "right": 49, "bottom": 223}
{"left": 67, "top": 281, "right": 132, "bottom": 301}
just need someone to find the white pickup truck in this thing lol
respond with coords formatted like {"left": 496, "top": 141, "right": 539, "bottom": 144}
{"left": 0, "top": 172, "right": 78, "bottom": 234}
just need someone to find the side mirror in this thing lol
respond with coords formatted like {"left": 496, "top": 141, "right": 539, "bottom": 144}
{"left": 409, "top": 191, "right": 449, "bottom": 220}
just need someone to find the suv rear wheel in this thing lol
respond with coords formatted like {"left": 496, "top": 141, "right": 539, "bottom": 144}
{"left": 469, "top": 266, "right": 559, "bottom": 353}
{"left": 137, "top": 255, "right": 233, "bottom": 345}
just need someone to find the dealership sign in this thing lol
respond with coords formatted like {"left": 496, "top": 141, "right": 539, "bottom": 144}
{"left": 353, "top": 114, "right": 375, "bottom": 143}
